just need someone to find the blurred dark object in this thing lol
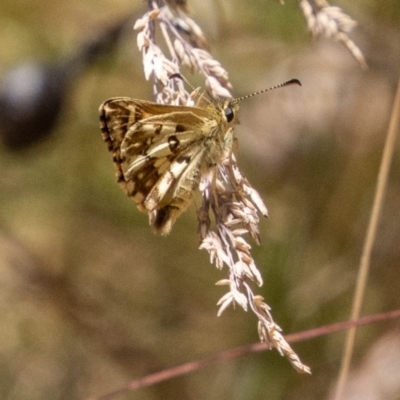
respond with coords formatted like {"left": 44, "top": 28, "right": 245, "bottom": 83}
{"left": 0, "top": 17, "right": 131, "bottom": 150}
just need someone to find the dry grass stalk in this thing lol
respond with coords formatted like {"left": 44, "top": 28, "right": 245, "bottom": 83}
{"left": 132, "top": 0, "right": 312, "bottom": 373}
{"left": 299, "top": 0, "right": 367, "bottom": 68}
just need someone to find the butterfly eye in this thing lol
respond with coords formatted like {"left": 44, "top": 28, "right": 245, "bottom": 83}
{"left": 224, "top": 106, "right": 235, "bottom": 122}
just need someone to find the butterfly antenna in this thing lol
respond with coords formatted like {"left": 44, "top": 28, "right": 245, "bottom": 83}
{"left": 169, "top": 73, "right": 212, "bottom": 105}
{"left": 230, "top": 78, "right": 301, "bottom": 105}
{"left": 169, "top": 73, "right": 197, "bottom": 91}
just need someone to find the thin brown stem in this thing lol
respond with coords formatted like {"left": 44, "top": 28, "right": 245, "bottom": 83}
{"left": 334, "top": 76, "right": 400, "bottom": 400}
{"left": 87, "top": 309, "right": 400, "bottom": 400}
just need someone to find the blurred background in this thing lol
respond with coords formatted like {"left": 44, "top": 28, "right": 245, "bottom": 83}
{"left": 1, "top": 0, "right": 400, "bottom": 399}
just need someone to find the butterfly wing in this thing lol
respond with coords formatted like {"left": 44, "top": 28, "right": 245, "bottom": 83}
{"left": 99, "top": 97, "right": 220, "bottom": 234}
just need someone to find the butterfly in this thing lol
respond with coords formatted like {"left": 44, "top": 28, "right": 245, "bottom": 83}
{"left": 99, "top": 79, "right": 300, "bottom": 235}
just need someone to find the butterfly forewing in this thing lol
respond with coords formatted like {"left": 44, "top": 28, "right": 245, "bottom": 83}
{"left": 99, "top": 97, "right": 234, "bottom": 234}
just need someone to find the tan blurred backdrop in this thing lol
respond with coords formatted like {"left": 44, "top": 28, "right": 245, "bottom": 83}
{"left": 0, "top": 1, "right": 400, "bottom": 399}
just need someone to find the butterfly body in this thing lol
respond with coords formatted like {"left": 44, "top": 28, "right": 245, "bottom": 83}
{"left": 99, "top": 98, "right": 237, "bottom": 234}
